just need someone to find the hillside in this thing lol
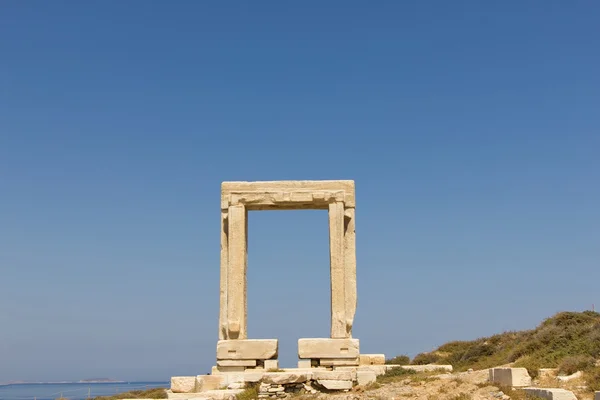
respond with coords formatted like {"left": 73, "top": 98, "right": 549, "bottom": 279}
{"left": 401, "top": 311, "right": 600, "bottom": 378}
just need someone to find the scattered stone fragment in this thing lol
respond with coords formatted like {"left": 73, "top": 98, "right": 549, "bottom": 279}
{"left": 521, "top": 388, "right": 577, "bottom": 400}
{"left": 557, "top": 371, "right": 583, "bottom": 381}
{"left": 489, "top": 367, "right": 532, "bottom": 387}
{"left": 317, "top": 379, "right": 353, "bottom": 390}
{"left": 170, "top": 376, "right": 197, "bottom": 393}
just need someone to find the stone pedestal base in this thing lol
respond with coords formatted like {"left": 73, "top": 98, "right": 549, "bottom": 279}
{"left": 297, "top": 338, "right": 359, "bottom": 367}
{"left": 215, "top": 338, "right": 278, "bottom": 373}
{"left": 217, "top": 339, "right": 278, "bottom": 360}
{"left": 169, "top": 364, "right": 395, "bottom": 397}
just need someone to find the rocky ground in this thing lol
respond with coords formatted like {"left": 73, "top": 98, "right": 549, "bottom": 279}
{"left": 290, "top": 368, "right": 596, "bottom": 400}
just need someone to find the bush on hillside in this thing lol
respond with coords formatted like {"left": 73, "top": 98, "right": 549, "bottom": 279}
{"left": 376, "top": 367, "right": 416, "bottom": 384}
{"left": 558, "top": 355, "right": 595, "bottom": 375}
{"left": 411, "top": 352, "right": 441, "bottom": 365}
{"left": 513, "top": 356, "right": 543, "bottom": 379}
{"left": 388, "top": 311, "right": 600, "bottom": 375}
{"left": 386, "top": 355, "right": 410, "bottom": 365}
{"left": 584, "top": 366, "right": 600, "bottom": 392}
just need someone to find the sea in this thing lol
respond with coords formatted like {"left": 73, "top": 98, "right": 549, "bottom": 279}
{"left": 0, "top": 382, "right": 169, "bottom": 400}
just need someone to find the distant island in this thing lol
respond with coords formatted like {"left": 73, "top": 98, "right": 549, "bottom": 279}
{"left": 1, "top": 379, "right": 126, "bottom": 385}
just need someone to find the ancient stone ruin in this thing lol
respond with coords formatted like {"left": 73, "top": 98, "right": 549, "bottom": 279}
{"left": 170, "top": 180, "right": 396, "bottom": 398}
{"left": 218, "top": 180, "right": 358, "bottom": 367}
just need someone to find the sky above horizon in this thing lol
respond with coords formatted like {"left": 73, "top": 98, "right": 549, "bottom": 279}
{"left": 1, "top": 1, "right": 599, "bottom": 383}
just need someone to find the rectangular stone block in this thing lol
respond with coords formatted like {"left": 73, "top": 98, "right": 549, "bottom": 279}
{"left": 264, "top": 359, "right": 279, "bottom": 370}
{"left": 297, "top": 359, "right": 311, "bottom": 369}
{"left": 357, "top": 370, "right": 377, "bottom": 386}
{"left": 217, "top": 339, "right": 278, "bottom": 360}
{"left": 319, "top": 358, "right": 359, "bottom": 366}
{"left": 283, "top": 367, "right": 325, "bottom": 373}
{"left": 170, "top": 376, "right": 196, "bottom": 393}
{"left": 213, "top": 370, "right": 245, "bottom": 387}
{"left": 316, "top": 380, "right": 353, "bottom": 390}
{"left": 196, "top": 375, "right": 224, "bottom": 392}
{"left": 327, "top": 367, "right": 357, "bottom": 380}
{"left": 262, "top": 372, "right": 309, "bottom": 384}
{"left": 358, "top": 365, "right": 387, "bottom": 376}
{"left": 521, "top": 388, "right": 577, "bottom": 400}
{"left": 222, "top": 180, "right": 356, "bottom": 209}
{"left": 489, "top": 367, "right": 532, "bottom": 387}
{"left": 312, "top": 370, "right": 353, "bottom": 381}
{"left": 243, "top": 370, "right": 265, "bottom": 383}
{"left": 215, "top": 366, "right": 245, "bottom": 373}
{"left": 298, "top": 338, "right": 359, "bottom": 359}
{"left": 594, "top": 391, "right": 599, "bottom": 400}
{"left": 359, "top": 354, "right": 385, "bottom": 365}
{"left": 217, "top": 359, "right": 257, "bottom": 367}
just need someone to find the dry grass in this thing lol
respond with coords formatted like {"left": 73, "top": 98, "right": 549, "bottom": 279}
{"left": 584, "top": 365, "right": 600, "bottom": 392}
{"left": 404, "top": 311, "right": 600, "bottom": 379}
{"left": 386, "top": 355, "right": 410, "bottom": 365}
{"left": 375, "top": 367, "right": 417, "bottom": 384}
{"left": 92, "top": 388, "right": 167, "bottom": 400}
{"left": 235, "top": 384, "right": 258, "bottom": 400}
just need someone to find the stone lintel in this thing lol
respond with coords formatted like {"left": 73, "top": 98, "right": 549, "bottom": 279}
{"left": 221, "top": 180, "right": 355, "bottom": 210}
{"left": 217, "top": 339, "right": 278, "bottom": 360}
{"left": 298, "top": 338, "right": 359, "bottom": 359}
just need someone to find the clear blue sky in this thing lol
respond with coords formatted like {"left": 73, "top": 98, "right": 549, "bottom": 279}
{"left": 1, "top": 1, "right": 599, "bottom": 383}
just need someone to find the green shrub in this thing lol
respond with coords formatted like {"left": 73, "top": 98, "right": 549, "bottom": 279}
{"left": 558, "top": 355, "right": 595, "bottom": 375}
{"left": 376, "top": 367, "right": 416, "bottom": 383}
{"left": 584, "top": 366, "right": 600, "bottom": 392}
{"left": 408, "top": 311, "right": 600, "bottom": 374}
{"left": 411, "top": 352, "right": 441, "bottom": 365}
{"left": 514, "top": 356, "right": 543, "bottom": 379}
{"left": 386, "top": 355, "right": 410, "bottom": 365}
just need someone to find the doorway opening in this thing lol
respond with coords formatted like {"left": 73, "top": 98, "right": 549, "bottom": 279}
{"left": 247, "top": 210, "right": 330, "bottom": 368}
